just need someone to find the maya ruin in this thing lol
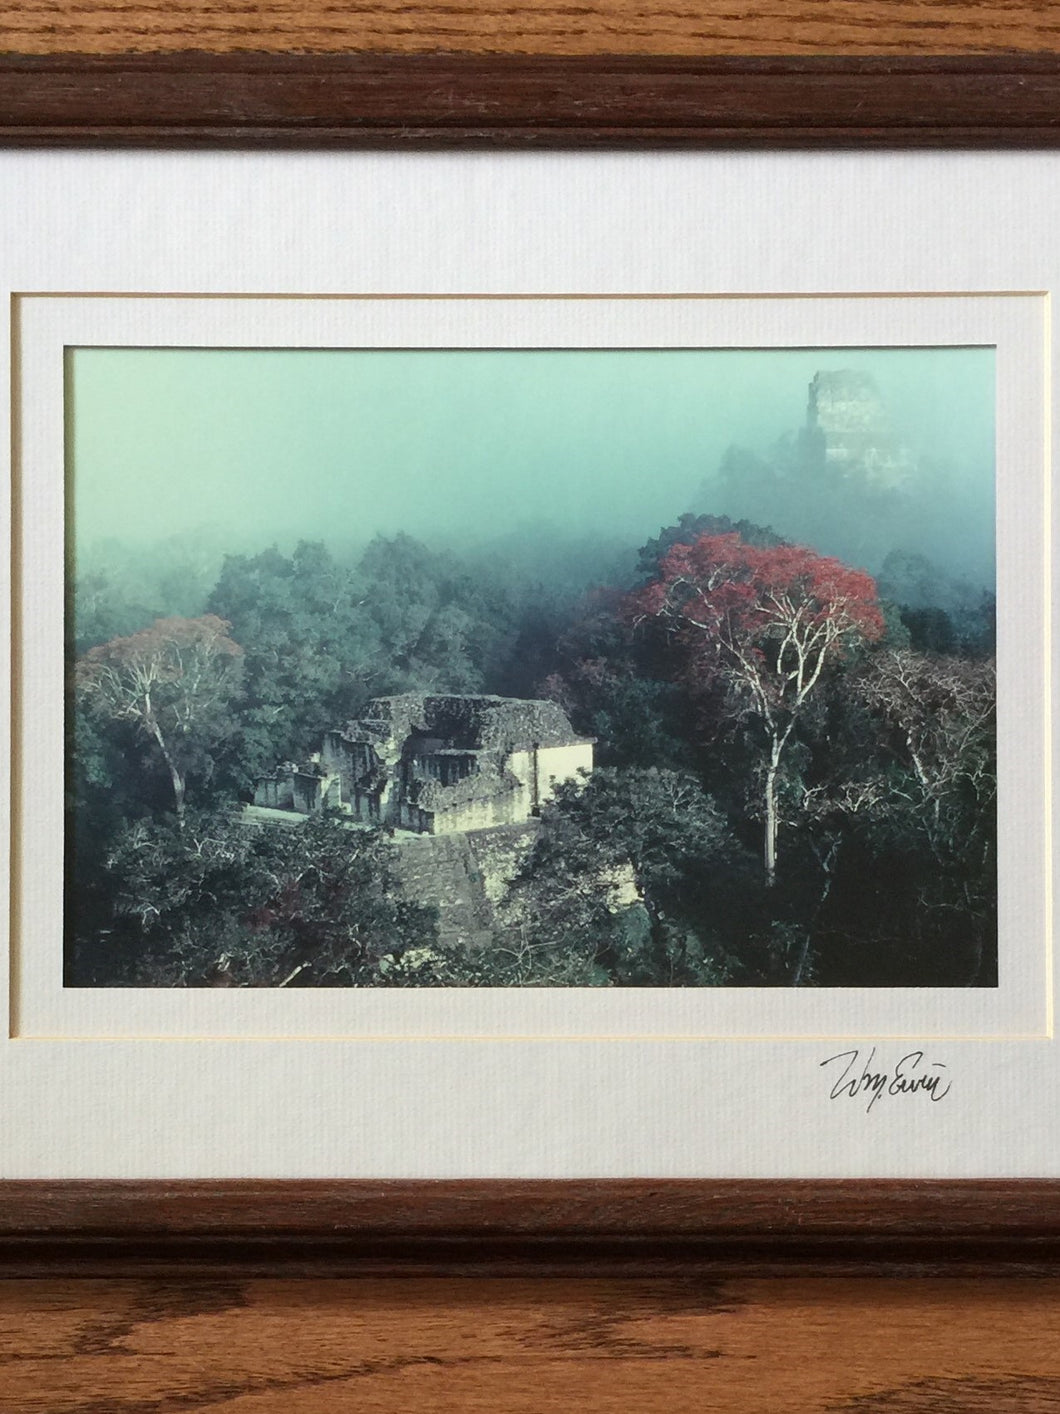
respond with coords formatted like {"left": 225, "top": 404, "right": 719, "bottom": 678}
{"left": 253, "top": 693, "right": 595, "bottom": 835}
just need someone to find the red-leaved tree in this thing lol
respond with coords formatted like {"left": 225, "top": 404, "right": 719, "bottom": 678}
{"left": 77, "top": 615, "right": 244, "bottom": 820}
{"left": 630, "top": 533, "right": 885, "bottom": 884}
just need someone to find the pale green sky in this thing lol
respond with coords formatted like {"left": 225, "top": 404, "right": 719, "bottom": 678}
{"left": 67, "top": 345, "right": 995, "bottom": 563}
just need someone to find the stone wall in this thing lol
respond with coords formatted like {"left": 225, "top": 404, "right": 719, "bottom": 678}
{"left": 806, "top": 369, "right": 914, "bottom": 491}
{"left": 285, "top": 696, "right": 594, "bottom": 835}
{"left": 392, "top": 821, "right": 541, "bottom": 949}
{"left": 254, "top": 775, "right": 294, "bottom": 810}
{"left": 534, "top": 741, "right": 594, "bottom": 805}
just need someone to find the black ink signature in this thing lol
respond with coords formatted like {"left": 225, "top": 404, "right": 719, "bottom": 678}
{"left": 819, "top": 1048, "right": 952, "bottom": 1113}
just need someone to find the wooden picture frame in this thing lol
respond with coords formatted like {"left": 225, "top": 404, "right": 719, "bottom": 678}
{"left": 0, "top": 54, "right": 1060, "bottom": 148}
{"left": 1, "top": 53, "right": 1058, "bottom": 1277}
{"left": 0, "top": 1179, "right": 1059, "bottom": 1277}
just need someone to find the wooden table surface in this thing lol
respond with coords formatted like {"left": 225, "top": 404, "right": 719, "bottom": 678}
{"left": 0, "top": 1275, "right": 1055, "bottom": 1412}
{"left": 4, "top": 0, "right": 1060, "bottom": 1410}
{"left": 2, "top": 0, "right": 1059, "bottom": 56}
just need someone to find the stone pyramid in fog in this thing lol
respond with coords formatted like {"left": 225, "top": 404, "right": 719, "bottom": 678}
{"left": 805, "top": 370, "right": 916, "bottom": 492}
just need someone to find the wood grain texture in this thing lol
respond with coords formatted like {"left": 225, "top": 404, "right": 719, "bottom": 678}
{"left": 3, "top": 1180, "right": 1060, "bottom": 1278}
{"left": 4, "top": 54, "right": 1060, "bottom": 146}
{"left": 0, "top": 1276, "right": 1057, "bottom": 1413}
{"left": 3, "top": 0, "right": 1060, "bottom": 57}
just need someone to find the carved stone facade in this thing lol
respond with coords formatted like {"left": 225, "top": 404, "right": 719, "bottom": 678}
{"left": 254, "top": 693, "right": 593, "bottom": 836}
{"left": 805, "top": 370, "right": 915, "bottom": 491}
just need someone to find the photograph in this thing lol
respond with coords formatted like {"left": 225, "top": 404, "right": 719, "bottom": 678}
{"left": 65, "top": 344, "right": 997, "bottom": 991}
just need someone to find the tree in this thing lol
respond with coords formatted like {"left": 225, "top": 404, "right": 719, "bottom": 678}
{"left": 76, "top": 615, "right": 244, "bottom": 819}
{"left": 534, "top": 585, "right": 695, "bottom": 772}
{"left": 354, "top": 533, "right": 509, "bottom": 695}
{"left": 636, "top": 511, "right": 786, "bottom": 583}
{"left": 207, "top": 542, "right": 379, "bottom": 789}
{"left": 501, "top": 767, "right": 740, "bottom": 986}
{"left": 244, "top": 813, "right": 438, "bottom": 985}
{"left": 90, "top": 809, "right": 438, "bottom": 987}
{"left": 630, "top": 533, "right": 885, "bottom": 884}
{"left": 72, "top": 568, "right": 153, "bottom": 654}
{"left": 877, "top": 549, "right": 996, "bottom": 658}
{"left": 859, "top": 649, "right": 995, "bottom": 810}
{"left": 855, "top": 648, "right": 996, "bottom": 981}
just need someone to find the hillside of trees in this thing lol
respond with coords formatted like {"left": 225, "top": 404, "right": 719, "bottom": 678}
{"left": 67, "top": 494, "right": 996, "bottom": 991}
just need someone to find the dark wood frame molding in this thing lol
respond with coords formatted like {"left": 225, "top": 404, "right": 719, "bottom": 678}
{"left": 2, "top": 52, "right": 1058, "bottom": 1276}
{"left": 2, "top": 1180, "right": 1060, "bottom": 1277}
{"left": 1, "top": 53, "right": 1060, "bottom": 146}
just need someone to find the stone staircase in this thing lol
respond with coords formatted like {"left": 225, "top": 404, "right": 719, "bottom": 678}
{"left": 391, "top": 822, "right": 539, "bottom": 950}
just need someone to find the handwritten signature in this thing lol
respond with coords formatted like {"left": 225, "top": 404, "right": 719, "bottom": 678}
{"left": 820, "top": 1048, "right": 952, "bottom": 1112}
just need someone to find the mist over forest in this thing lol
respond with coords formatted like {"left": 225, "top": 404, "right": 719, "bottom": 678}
{"left": 68, "top": 348, "right": 997, "bottom": 990}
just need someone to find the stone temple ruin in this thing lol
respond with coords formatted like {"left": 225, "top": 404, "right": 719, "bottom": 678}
{"left": 805, "top": 370, "right": 915, "bottom": 492}
{"left": 253, "top": 693, "right": 594, "bottom": 836}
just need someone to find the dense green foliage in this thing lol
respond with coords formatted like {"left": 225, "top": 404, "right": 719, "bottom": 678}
{"left": 68, "top": 809, "right": 438, "bottom": 988}
{"left": 494, "top": 768, "right": 745, "bottom": 987}
{"left": 69, "top": 507, "right": 997, "bottom": 989}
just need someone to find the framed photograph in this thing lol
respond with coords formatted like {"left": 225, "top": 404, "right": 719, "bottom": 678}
{"left": 2, "top": 55, "right": 1059, "bottom": 1275}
